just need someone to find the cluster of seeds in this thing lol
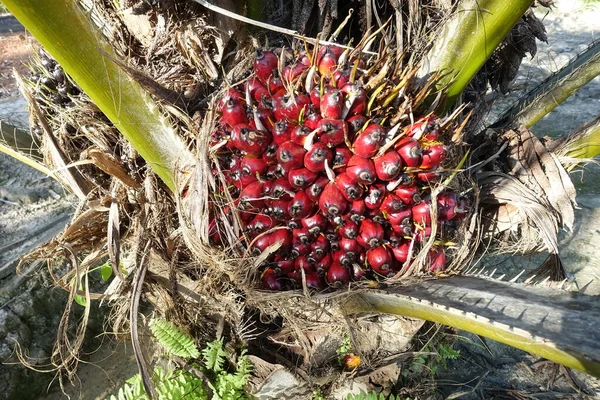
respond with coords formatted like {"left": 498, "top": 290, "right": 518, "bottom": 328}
{"left": 210, "top": 46, "right": 468, "bottom": 291}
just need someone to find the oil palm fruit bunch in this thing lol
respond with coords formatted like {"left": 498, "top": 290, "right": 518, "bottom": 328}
{"left": 209, "top": 45, "right": 470, "bottom": 291}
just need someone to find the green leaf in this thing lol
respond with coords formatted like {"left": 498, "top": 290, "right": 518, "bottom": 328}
{"left": 202, "top": 338, "right": 227, "bottom": 373}
{"left": 100, "top": 261, "right": 113, "bottom": 281}
{"left": 150, "top": 318, "right": 200, "bottom": 359}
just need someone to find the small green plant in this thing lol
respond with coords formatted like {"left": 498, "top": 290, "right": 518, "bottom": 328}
{"left": 335, "top": 333, "right": 353, "bottom": 366}
{"left": 106, "top": 319, "right": 252, "bottom": 400}
{"left": 347, "top": 391, "right": 404, "bottom": 400}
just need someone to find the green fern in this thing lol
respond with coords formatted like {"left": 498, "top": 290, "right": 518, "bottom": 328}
{"left": 150, "top": 318, "right": 201, "bottom": 359}
{"left": 202, "top": 338, "right": 227, "bottom": 373}
{"left": 347, "top": 391, "right": 402, "bottom": 400}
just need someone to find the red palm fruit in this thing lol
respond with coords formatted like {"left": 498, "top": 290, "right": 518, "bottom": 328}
{"left": 338, "top": 216, "right": 359, "bottom": 239}
{"left": 273, "top": 120, "right": 295, "bottom": 145}
{"left": 394, "top": 185, "right": 421, "bottom": 205}
{"left": 238, "top": 169, "right": 259, "bottom": 187}
{"left": 288, "top": 168, "right": 318, "bottom": 190}
{"left": 420, "top": 144, "right": 447, "bottom": 170}
{"left": 386, "top": 232, "right": 402, "bottom": 248}
{"left": 415, "top": 226, "right": 433, "bottom": 242}
{"left": 327, "top": 263, "right": 350, "bottom": 287}
{"left": 412, "top": 200, "right": 432, "bottom": 226}
{"left": 306, "top": 176, "right": 329, "bottom": 201}
{"left": 332, "top": 68, "right": 351, "bottom": 88}
{"left": 347, "top": 116, "right": 366, "bottom": 142}
{"left": 238, "top": 209, "right": 255, "bottom": 223}
{"left": 297, "top": 51, "right": 311, "bottom": 66}
{"left": 330, "top": 240, "right": 340, "bottom": 251}
{"left": 387, "top": 208, "right": 412, "bottom": 227}
{"left": 309, "top": 85, "right": 322, "bottom": 108}
{"left": 333, "top": 146, "right": 353, "bottom": 168}
{"left": 271, "top": 228, "right": 293, "bottom": 252}
{"left": 252, "top": 232, "right": 273, "bottom": 255}
{"left": 267, "top": 73, "right": 285, "bottom": 94}
{"left": 316, "top": 254, "right": 333, "bottom": 275}
{"left": 241, "top": 155, "right": 268, "bottom": 178}
{"left": 374, "top": 151, "right": 403, "bottom": 181}
{"left": 319, "top": 119, "right": 347, "bottom": 147}
{"left": 352, "top": 263, "right": 368, "bottom": 281}
{"left": 218, "top": 88, "right": 243, "bottom": 109}
{"left": 291, "top": 240, "right": 311, "bottom": 257}
{"left": 221, "top": 98, "right": 248, "bottom": 127}
{"left": 367, "top": 246, "right": 393, "bottom": 276}
{"left": 319, "top": 182, "right": 348, "bottom": 217}
{"left": 246, "top": 77, "right": 267, "bottom": 101}
{"left": 262, "top": 144, "right": 278, "bottom": 166}
{"left": 416, "top": 168, "right": 439, "bottom": 183}
{"left": 265, "top": 165, "right": 279, "bottom": 180}
{"left": 429, "top": 246, "right": 446, "bottom": 272}
{"left": 253, "top": 107, "right": 275, "bottom": 132}
{"left": 290, "top": 125, "right": 312, "bottom": 146}
{"left": 340, "top": 83, "right": 367, "bottom": 116}
{"left": 367, "top": 209, "right": 387, "bottom": 225}
{"left": 391, "top": 241, "right": 410, "bottom": 263}
{"left": 273, "top": 257, "right": 295, "bottom": 275}
{"left": 272, "top": 178, "right": 293, "bottom": 198}
{"left": 254, "top": 49, "right": 279, "bottom": 84}
{"left": 289, "top": 191, "right": 315, "bottom": 219}
{"left": 332, "top": 249, "right": 354, "bottom": 266}
{"left": 405, "top": 115, "right": 433, "bottom": 139}
{"left": 304, "top": 142, "right": 333, "bottom": 173}
{"left": 364, "top": 183, "right": 387, "bottom": 210}
{"left": 353, "top": 124, "right": 385, "bottom": 158}
{"left": 239, "top": 181, "right": 264, "bottom": 210}
{"left": 304, "top": 271, "right": 326, "bottom": 289}
{"left": 311, "top": 234, "right": 329, "bottom": 256}
{"left": 262, "top": 268, "right": 283, "bottom": 290}
{"left": 320, "top": 90, "right": 344, "bottom": 119}
{"left": 231, "top": 124, "right": 271, "bottom": 156}
{"left": 318, "top": 47, "right": 338, "bottom": 77}
{"left": 246, "top": 214, "right": 274, "bottom": 233}
{"left": 381, "top": 193, "right": 404, "bottom": 214}
{"left": 307, "top": 250, "right": 325, "bottom": 264}
{"left": 335, "top": 173, "right": 364, "bottom": 201}
{"left": 301, "top": 213, "right": 328, "bottom": 235}
{"left": 340, "top": 238, "right": 362, "bottom": 259}
{"left": 438, "top": 191, "right": 458, "bottom": 221}
{"left": 277, "top": 141, "right": 306, "bottom": 170}
{"left": 396, "top": 137, "right": 422, "bottom": 167}
{"left": 274, "top": 93, "right": 311, "bottom": 121}
{"left": 346, "top": 155, "right": 376, "bottom": 185}
{"left": 303, "top": 106, "right": 322, "bottom": 130}
{"left": 295, "top": 255, "right": 313, "bottom": 272}
{"left": 348, "top": 199, "right": 366, "bottom": 220}
{"left": 270, "top": 198, "right": 292, "bottom": 220}
{"left": 282, "top": 63, "right": 308, "bottom": 84}
{"left": 358, "top": 220, "right": 384, "bottom": 249}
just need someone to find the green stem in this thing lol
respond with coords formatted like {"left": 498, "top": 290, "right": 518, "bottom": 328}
{"left": 496, "top": 39, "right": 600, "bottom": 129}
{"left": 554, "top": 114, "right": 600, "bottom": 164}
{"left": 419, "top": 0, "right": 534, "bottom": 112}
{"left": 2, "top": 0, "right": 193, "bottom": 191}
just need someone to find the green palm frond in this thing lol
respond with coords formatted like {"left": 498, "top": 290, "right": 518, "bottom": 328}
{"left": 150, "top": 318, "right": 201, "bottom": 359}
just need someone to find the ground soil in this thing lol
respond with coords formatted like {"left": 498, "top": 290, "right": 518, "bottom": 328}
{"left": 0, "top": 2, "right": 599, "bottom": 399}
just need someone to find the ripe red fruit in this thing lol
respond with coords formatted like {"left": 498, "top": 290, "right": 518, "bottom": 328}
{"left": 429, "top": 246, "right": 446, "bottom": 272}
{"left": 309, "top": 85, "right": 323, "bottom": 108}
{"left": 262, "top": 268, "right": 283, "bottom": 290}
{"left": 391, "top": 241, "right": 410, "bottom": 263}
{"left": 274, "top": 93, "right": 311, "bottom": 122}
{"left": 347, "top": 115, "right": 367, "bottom": 138}
{"left": 405, "top": 115, "right": 438, "bottom": 140}
{"left": 338, "top": 216, "right": 359, "bottom": 239}
{"left": 333, "top": 146, "right": 353, "bottom": 168}
{"left": 291, "top": 240, "right": 312, "bottom": 257}
{"left": 273, "top": 120, "right": 295, "bottom": 145}
{"left": 335, "top": 173, "right": 364, "bottom": 201}
{"left": 387, "top": 208, "right": 412, "bottom": 229}
{"left": 303, "top": 106, "right": 323, "bottom": 130}
{"left": 218, "top": 88, "right": 243, "bottom": 109}
{"left": 416, "top": 169, "right": 439, "bottom": 183}
{"left": 319, "top": 182, "right": 348, "bottom": 217}
{"left": 340, "top": 83, "right": 367, "bottom": 116}
{"left": 295, "top": 255, "right": 313, "bottom": 272}
{"left": 327, "top": 263, "right": 350, "bottom": 287}
{"left": 270, "top": 228, "right": 293, "bottom": 252}
{"left": 320, "top": 90, "right": 344, "bottom": 119}
{"left": 301, "top": 213, "right": 328, "bottom": 235}
{"left": 262, "top": 143, "right": 278, "bottom": 165}
{"left": 332, "top": 69, "right": 351, "bottom": 88}
{"left": 318, "top": 119, "right": 348, "bottom": 147}
{"left": 394, "top": 185, "right": 421, "bottom": 205}
{"left": 272, "top": 178, "right": 293, "bottom": 198}
{"left": 438, "top": 191, "right": 458, "bottom": 221}
{"left": 358, "top": 220, "right": 384, "bottom": 248}
{"left": 396, "top": 137, "right": 422, "bottom": 168}
{"left": 282, "top": 63, "right": 308, "bottom": 85}
{"left": 412, "top": 200, "right": 432, "bottom": 226}
{"left": 364, "top": 183, "right": 387, "bottom": 210}
{"left": 305, "top": 176, "right": 329, "bottom": 201}
{"left": 252, "top": 232, "right": 273, "bottom": 255}
{"left": 290, "top": 125, "right": 312, "bottom": 146}
{"left": 415, "top": 226, "right": 433, "bottom": 242}
{"left": 311, "top": 234, "right": 329, "bottom": 256}
{"left": 304, "top": 142, "right": 333, "bottom": 173}
{"left": 273, "top": 257, "right": 295, "bottom": 275}
{"left": 340, "top": 237, "right": 362, "bottom": 258}
{"left": 348, "top": 199, "right": 366, "bottom": 220}
{"left": 289, "top": 191, "right": 315, "bottom": 219}
{"left": 240, "top": 155, "right": 268, "bottom": 179}
{"left": 374, "top": 150, "right": 403, "bottom": 181}
{"left": 380, "top": 193, "right": 404, "bottom": 214}
{"left": 277, "top": 141, "right": 306, "bottom": 170}
{"left": 239, "top": 181, "right": 265, "bottom": 210}
{"left": 221, "top": 98, "right": 248, "bottom": 127}
{"left": 420, "top": 144, "right": 447, "bottom": 169}
{"left": 346, "top": 155, "right": 376, "bottom": 185}
{"left": 304, "top": 271, "right": 326, "bottom": 289}
{"left": 366, "top": 246, "right": 393, "bottom": 276}
{"left": 246, "top": 214, "right": 274, "bottom": 233}
{"left": 246, "top": 77, "right": 267, "bottom": 101}
{"left": 353, "top": 124, "right": 385, "bottom": 157}
{"left": 318, "top": 46, "right": 338, "bottom": 77}
{"left": 288, "top": 168, "right": 318, "bottom": 190}
{"left": 315, "top": 254, "right": 333, "bottom": 275}
{"left": 231, "top": 124, "right": 271, "bottom": 156}
{"left": 254, "top": 49, "right": 279, "bottom": 84}
{"left": 270, "top": 198, "right": 292, "bottom": 220}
